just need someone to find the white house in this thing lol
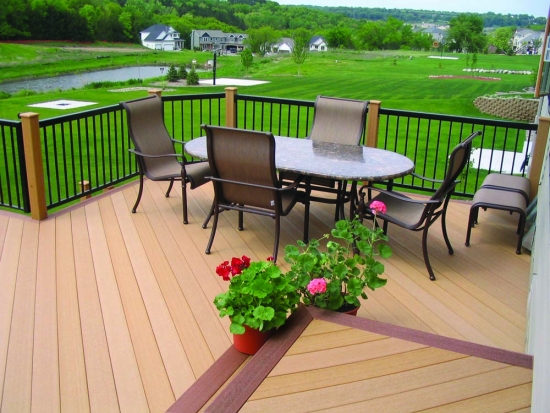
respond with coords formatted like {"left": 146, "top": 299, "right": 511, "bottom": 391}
{"left": 140, "top": 25, "right": 182, "bottom": 51}
{"left": 309, "top": 36, "right": 328, "bottom": 52}
{"left": 513, "top": 28, "right": 545, "bottom": 54}
{"left": 272, "top": 38, "right": 294, "bottom": 53}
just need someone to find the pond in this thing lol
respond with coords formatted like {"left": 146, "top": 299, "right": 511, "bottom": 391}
{"left": 0, "top": 66, "right": 190, "bottom": 94}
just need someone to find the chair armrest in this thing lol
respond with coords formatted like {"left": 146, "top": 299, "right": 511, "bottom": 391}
{"left": 358, "top": 185, "right": 441, "bottom": 205}
{"left": 411, "top": 173, "right": 444, "bottom": 184}
{"left": 171, "top": 138, "right": 185, "bottom": 146}
{"left": 129, "top": 149, "right": 183, "bottom": 160}
{"left": 208, "top": 176, "right": 300, "bottom": 192}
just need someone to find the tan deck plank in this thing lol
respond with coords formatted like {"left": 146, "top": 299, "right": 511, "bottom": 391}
{"left": 0, "top": 215, "right": 9, "bottom": 254}
{"left": 417, "top": 382, "right": 532, "bottom": 412}
{"left": 71, "top": 207, "right": 120, "bottom": 412}
{"left": 32, "top": 218, "right": 60, "bottom": 413}
{"left": 138, "top": 183, "right": 217, "bottom": 377}
{"left": 0, "top": 218, "right": 23, "bottom": 408}
{"left": 271, "top": 336, "right": 426, "bottom": 376}
{"left": 251, "top": 347, "right": 467, "bottom": 400}
{"left": 147, "top": 180, "right": 232, "bottom": 363}
{"left": 243, "top": 357, "right": 517, "bottom": 412}
{"left": 55, "top": 213, "right": 90, "bottom": 412}
{"left": 285, "top": 327, "right": 386, "bottom": 355}
{"left": 100, "top": 195, "right": 174, "bottom": 412}
{"left": 119, "top": 188, "right": 194, "bottom": 397}
{"left": 86, "top": 201, "right": 149, "bottom": 413}
{"left": 1, "top": 220, "right": 38, "bottom": 412}
{"left": 313, "top": 365, "right": 532, "bottom": 413}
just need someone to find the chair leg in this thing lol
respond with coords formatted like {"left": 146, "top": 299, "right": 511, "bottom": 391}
{"left": 303, "top": 198, "right": 310, "bottom": 244}
{"left": 465, "top": 207, "right": 477, "bottom": 247}
{"left": 202, "top": 200, "right": 215, "bottom": 229}
{"left": 132, "top": 172, "right": 145, "bottom": 213}
{"left": 441, "top": 209, "right": 454, "bottom": 255}
{"left": 273, "top": 215, "right": 281, "bottom": 262}
{"left": 165, "top": 178, "right": 174, "bottom": 197}
{"left": 182, "top": 181, "right": 189, "bottom": 224}
{"left": 238, "top": 209, "right": 244, "bottom": 231}
{"left": 516, "top": 212, "right": 526, "bottom": 255}
{"left": 421, "top": 225, "right": 436, "bottom": 281}
{"left": 205, "top": 204, "right": 220, "bottom": 255}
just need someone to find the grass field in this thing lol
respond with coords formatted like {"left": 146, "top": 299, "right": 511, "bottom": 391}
{"left": 0, "top": 43, "right": 541, "bottom": 121}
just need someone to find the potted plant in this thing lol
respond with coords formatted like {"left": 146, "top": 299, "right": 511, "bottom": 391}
{"left": 284, "top": 202, "right": 391, "bottom": 313}
{"left": 213, "top": 255, "right": 301, "bottom": 354}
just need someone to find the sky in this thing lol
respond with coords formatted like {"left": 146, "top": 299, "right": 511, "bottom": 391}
{"left": 276, "top": 0, "right": 549, "bottom": 18}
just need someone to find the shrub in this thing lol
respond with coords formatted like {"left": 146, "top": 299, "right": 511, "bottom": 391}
{"left": 178, "top": 65, "right": 188, "bottom": 80}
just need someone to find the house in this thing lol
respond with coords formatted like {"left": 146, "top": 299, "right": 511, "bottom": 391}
{"left": 190, "top": 30, "right": 247, "bottom": 53}
{"left": 309, "top": 35, "right": 328, "bottom": 52}
{"left": 513, "top": 28, "right": 545, "bottom": 54}
{"left": 272, "top": 38, "right": 294, "bottom": 53}
{"left": 140, "top": 24, "right": 183, "bottom": 51}
{"left": 421, "top": 26, "right": 447, "bottom": 43}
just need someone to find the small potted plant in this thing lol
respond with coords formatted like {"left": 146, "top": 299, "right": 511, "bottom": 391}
{"left": 213, "top": 255, "right": 301, "bottom": 354}
{"left": 284, "top": 202, "right": 391, "bottom": 314}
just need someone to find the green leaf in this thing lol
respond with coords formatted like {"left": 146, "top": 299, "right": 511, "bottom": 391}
{"left": 253, "top": 305, "right": 275, "bottom": 321}
{"left": 378, "top": 243, "right": 392, "bottom": 258}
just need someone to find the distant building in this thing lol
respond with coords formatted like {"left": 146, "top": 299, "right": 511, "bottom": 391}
{"left": 140, "top": 25, "right": 182, "bottom": 51}
{"left": 190, "top": 30, "right": 247, "bottom": 53}
{"left": 513, "top": 28, "right": 544, "bottom": 54}
{"left": 272, "top": 38, "right": 294, "bottom": 53}
{"left": 309, "top": 36, "right": 328, "bottom": 52}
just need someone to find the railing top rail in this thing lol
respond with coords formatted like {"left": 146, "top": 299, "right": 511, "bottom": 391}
{"left": 380, "top": 107, "right": 538, "bottom": 130}
{"left": 1, "top": 118, "right": 21, "bottom": 126}
{"left": 235, "top": 94, "right": 314, "bottom": 106}
{"left": 38, "top": 104, "right": 121, "bottom": 127}
{"left": 162, "top": 92, "right": 225, "bottom": 102}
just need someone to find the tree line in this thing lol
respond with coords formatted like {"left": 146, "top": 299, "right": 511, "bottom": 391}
{"left": 0, "top": 0, "right": 545, "bottom": 52}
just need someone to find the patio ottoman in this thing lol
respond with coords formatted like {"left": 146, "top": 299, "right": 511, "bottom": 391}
{"left": 480, "top": 173, "right": 531, "bottom": 203}
{"left": 465, "top": 187, "right": 527, "bottom": 254}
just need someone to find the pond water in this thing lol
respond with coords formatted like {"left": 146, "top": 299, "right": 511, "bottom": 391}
{"left": 0, "top": 66, "right": 187, "bottom": 94}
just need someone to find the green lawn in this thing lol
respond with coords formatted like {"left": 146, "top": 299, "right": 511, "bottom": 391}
{"left": 0, "top": 44, "right": 541, "bottom": 121}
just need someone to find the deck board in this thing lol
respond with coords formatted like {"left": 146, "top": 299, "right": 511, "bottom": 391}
{"left": 0, "top": 179, "right": 533, "bottom": 413}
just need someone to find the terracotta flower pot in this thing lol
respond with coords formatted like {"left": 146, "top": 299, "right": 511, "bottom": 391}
{"left": 233, "top": 325, "right": 274, "bottom": 355}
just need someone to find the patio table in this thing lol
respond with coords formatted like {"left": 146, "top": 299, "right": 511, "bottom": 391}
{"left": 185, "top": 135, "right": 414, "bottom": 182}
{"left": 185, "top": 135, "right": 415, "bottom": 218}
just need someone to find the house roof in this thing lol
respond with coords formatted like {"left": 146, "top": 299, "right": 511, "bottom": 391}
{"left": 309, "top": 36, "right": 326, "bottom": 45}
{"left": 277, "top": 37, "right": 295, "bottom": 48}
{"left": 141, "top": 24, "right": 178, "bottom": 42}
{"left": 194, "top": 30, "right": 247, "bottom": 39}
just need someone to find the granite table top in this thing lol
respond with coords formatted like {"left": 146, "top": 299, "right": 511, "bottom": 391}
{"left": 185, "top": 136, "right": 415, "bottom": 182}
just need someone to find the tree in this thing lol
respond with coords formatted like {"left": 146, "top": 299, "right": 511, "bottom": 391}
{"left": 246, "top": 26, "right": 278, "bottom": 56}
{"left": 325, "top": 26, "right": 353, "bottom": 49}
{"left": 178, "top": 65, "right": 188, "bottom": 80}
{"left": 240, "top": 48, "right": 253, "bottom": 76}
{"left": 447, "top": 14, "right": 487, "bottom": 53}
{"left": 487, "top": 27, "right": 515, "bottom": 55}
{"left": 166, "top": 64, "right": 179, "bottom": 82}
{"left": 187, "top": 68, "right": 199, "bottom": 85}
{"left": 291, "top": 28, "right": 310, "bottom": 76}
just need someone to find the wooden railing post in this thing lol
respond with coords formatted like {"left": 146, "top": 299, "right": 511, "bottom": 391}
{"left": 19, "top": 112, "right": 47, "bottom": 220}
{"left": 366, "top": 100, "right": 381, "bottom": 148}
{"left": 225, "top": 87, "right": 238, "bottom": 128}
{"left": 529, "top": 117, "right": 550, "bottom": 201}
{"left": 148, "top": 89, "right": 163, "bottom": 98}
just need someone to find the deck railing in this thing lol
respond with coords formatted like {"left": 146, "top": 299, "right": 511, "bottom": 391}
{"left": 0, "top": 88, "right": 544, "bottom": 219}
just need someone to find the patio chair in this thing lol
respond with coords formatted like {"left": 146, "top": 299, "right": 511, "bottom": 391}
{"left": 202, "top": 124, "right": 310, "bottom": 261}
{"left": 280, "top": 95, "right": 369, "bottom": 220}
{"left": 357, "top": 131, "right": 482, "bottom": 281}
{"left": 121, "top": 95, "right": 211, "bottom": 224}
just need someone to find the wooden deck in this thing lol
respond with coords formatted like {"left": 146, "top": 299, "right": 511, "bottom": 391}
{"left": 0, "top": 179, "right": 531, "bottom": 413}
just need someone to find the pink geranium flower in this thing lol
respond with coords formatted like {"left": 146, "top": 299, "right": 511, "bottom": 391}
{"left": 307, "top": 278, "right": 327, "bottom": 294}
{"left": 370, "top": 200, "right": 387, "bottom": 215}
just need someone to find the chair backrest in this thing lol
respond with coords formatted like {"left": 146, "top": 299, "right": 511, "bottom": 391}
{"left": 202, "top": 125, "right": 280, "bottom": 210}
{"left": 121, "top": 95, "right": 176, "bottom": 176}
{"left": 432, "top": 131, "right": 481, "bottom": 201}
{"left": 309, "top": 95, "right": 369, "bottom": 145}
